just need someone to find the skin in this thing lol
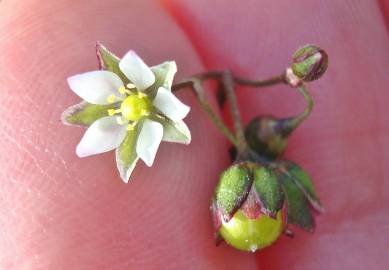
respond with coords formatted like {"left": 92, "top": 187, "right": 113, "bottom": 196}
{"left": 0, "top": 0, "right": 388, "bottom": 269}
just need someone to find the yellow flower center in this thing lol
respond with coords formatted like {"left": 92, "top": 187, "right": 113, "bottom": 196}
{"left": 106, "top": 84, "right": 152, "bottom": 128}
{"left": 120, "top": 93, "right": 151, "bottom": 121}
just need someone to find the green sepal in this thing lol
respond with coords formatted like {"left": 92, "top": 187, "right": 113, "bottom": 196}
{"left": 252, "top": 166, "right": 284, "bottom": 217}
{"left": 96, "top": 42, "right": 130, "bottom": 85}
{"left": 292, "top": 54, "right": 318, "bottom": 78}
{"left": 291, "top": 44, "right": 328, "bottom": 82}
{"left": 277, "top": 170, "right": 314, "bottom": 232}
{"left": 146, "top": 61, "right": 177, "bottom": 99}
{"left": 282, "top": 161, "right": 323, "bottom": 212}
{"left": 153, "top": 115, "right": 191, "bottom": 145}
{"left": 214, "top": 163, "right": 252, "bottom": 221}
{"left": 61, "top": 101, "right": 118, "bottom": 127}
{"left": 115, "top": 126, "right": 140, "bottom": 183}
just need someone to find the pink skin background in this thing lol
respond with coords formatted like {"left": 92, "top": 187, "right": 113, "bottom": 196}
{"left": 0, "top": 0, "right": 388, "bottom": 269}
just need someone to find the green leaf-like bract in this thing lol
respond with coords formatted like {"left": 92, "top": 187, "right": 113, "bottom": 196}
{"left": 215, "top": 164, "right": 252, "bottom": 221}
{"left": 153, "top": 116, "right": 191, "bottom": 144}
{"left": 278, "top": 171, "right": 314, "bottom": 232}
{"left": 147, "top": 61, "right": 177, "bottom": 99}
{"left": 96, "top": 42, "right": 130, "bottom": 84}
{"left": 252, "top": 166, "right": 284, "bottom": 217}
{"left": 62, "top": 101, "right": 118, "bottom": 127}
{"left": 97, "top": 43, "right": 177, "bottom": 101}
{"left": 283, "top": 162, "right": 323, "bottom": 212}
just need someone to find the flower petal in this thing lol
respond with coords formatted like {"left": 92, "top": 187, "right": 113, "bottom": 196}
{"left": 115, "top": 127, "right": 140, "bottom": 183}
{"left": 76, "top": 116, "right": 127, "bottom": 157}
{"left": 68, "top": 71, "right": 124, "bottom": 105}
{"left": 136, "top": 119, "right": 163, "bottom": 167}
{"left": 119, "top": 50, "right": 155, "bottom": 91}
{"left": 153, "top": 87, "right": 190, "bottom": 122}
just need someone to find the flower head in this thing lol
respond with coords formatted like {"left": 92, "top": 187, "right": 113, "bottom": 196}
{"left": 62, "top": 43, "right": 191, "bottom": 182}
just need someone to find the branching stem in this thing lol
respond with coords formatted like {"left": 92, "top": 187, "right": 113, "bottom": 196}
{"left": 171, "top": 70, "right": 313, "bottom": 153}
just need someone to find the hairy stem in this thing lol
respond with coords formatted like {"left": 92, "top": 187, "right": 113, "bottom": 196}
{"left": 221, "top": 71, "right": 248, "bottom": 152}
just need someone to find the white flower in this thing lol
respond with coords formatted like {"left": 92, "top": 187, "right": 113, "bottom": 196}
{"left": 62, "top": 44, "right": 191, "bottom": 182}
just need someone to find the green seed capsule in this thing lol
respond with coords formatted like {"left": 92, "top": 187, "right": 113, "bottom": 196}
{"left": 219, "top": 210, "right": 283, "bottom": 252}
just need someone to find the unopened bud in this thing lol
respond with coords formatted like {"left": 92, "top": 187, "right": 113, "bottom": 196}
{"left": 291, "top": 44, "right": 328, "bottom": 82}
{"left": 245, "top": 116, "right": 293, "bottom": 159}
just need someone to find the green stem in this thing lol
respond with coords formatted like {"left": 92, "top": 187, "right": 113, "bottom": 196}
{"left": 233, "top": 73, "right": 286, "bottom": 87}
{"left": 192, "top": 80, "right": 239, "bottom": 146}
{"left": 171, "top": 71, "right": 288, "bottom": 148}
{"left": 172, "top": 71, "right": 286, "bottom": 90}
{"left": 173, "top": 79, "right": 238, "bottom": 146}
{"left": 221, "top": 71, "right": 248, "bottom": 152}
{"left": 289, "top": 84, "right": 314, "bottom": 128}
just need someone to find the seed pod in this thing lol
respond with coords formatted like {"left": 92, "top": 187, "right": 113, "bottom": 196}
{"left": 211, "top": 160, "right": 323, "bottom": 251}
{"left": 244, "top": 116, "right": 294, "bottom": 159}
{"left": 211, "top": 162, "right": 284, "bottom": 252}
{"left": 291, "top": 44, "right": 328, "bottom": 82}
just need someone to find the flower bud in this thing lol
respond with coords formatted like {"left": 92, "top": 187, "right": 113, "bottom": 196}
{"left": 244, "top": 116, "right": 293, "bottom": 159}
{"left": 291, "top": 44, "right": 328, "bottom": 82}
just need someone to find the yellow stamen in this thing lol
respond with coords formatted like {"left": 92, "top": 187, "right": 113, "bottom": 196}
{"left": 108, "top": 108, "right": 122, "bottom": 116}
{"left": 137, "top": 91, "right": 147, "bottom": 99}
{"left": 107, "top": 109, "right": 116, "bottom": 116}
{"left": 118, "top": 86, "right": 127, "bottom": 95}
{"left": 107, "top": 94, "right": 117, "bottom": 104}
{"left": 127, "top": 122, "right": 137, "bottom": 131}
{"left": 116, "top": 117, "right": 126, "bottom": 125}
{"left": 127, "top": 83, "right": 136, "bottom": 89}
{"left": 141, "top": 109, "right": 150, "bottom": 116}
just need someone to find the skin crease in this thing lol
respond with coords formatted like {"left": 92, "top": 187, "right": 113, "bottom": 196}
{"left": 0, "top": 1, "right": 388, "bottom": 270}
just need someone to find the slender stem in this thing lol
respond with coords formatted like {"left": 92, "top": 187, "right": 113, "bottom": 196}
{"left": 233, "top": 73, "right": 286, "bottom": 87}
{"left": 192, "top": 80, "right": 238, "bottom": 146}
{"left": 172, "top": 78, "right": 238, "bottom": 146}
{"left": 222, "top": 71, "right": 248, "bottom": 152}
{"left": 172, "top": 71, "right": 286, "bottom": 91}
{"left": 171, "top": 70, "right": 287, "bottom": 149}
{"left": 289, "top": 84, "right": 314, "bottom": 128}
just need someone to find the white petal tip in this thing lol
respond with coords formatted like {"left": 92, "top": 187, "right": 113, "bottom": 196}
{"left": 67, "top": 71, "right": 124, "bottom": 105}
{"left": 144, "top": 159, "right": 154, "bottom": 167}
{"left": 179, "top": 106, "right": 190, "bottom": 121}
{"left": 153, "top": 87, "right": 191, "bottom": 122}
{"left": 183, "top": 137, "right": 191, "bottom": 145}
{"left": 120, "top": 176, "right": 130, "bottom": 184}
{"left": 67, "top": 75, "right": 76, "bottom": 87}
{"left": 136, "top": 120, "right": 163, "bottom": 168}
{"left": 76, "top": 146, "right": 88, "bottom": 158}
{"left": 119, "top": 50, "right": 155, "bottom": 90}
